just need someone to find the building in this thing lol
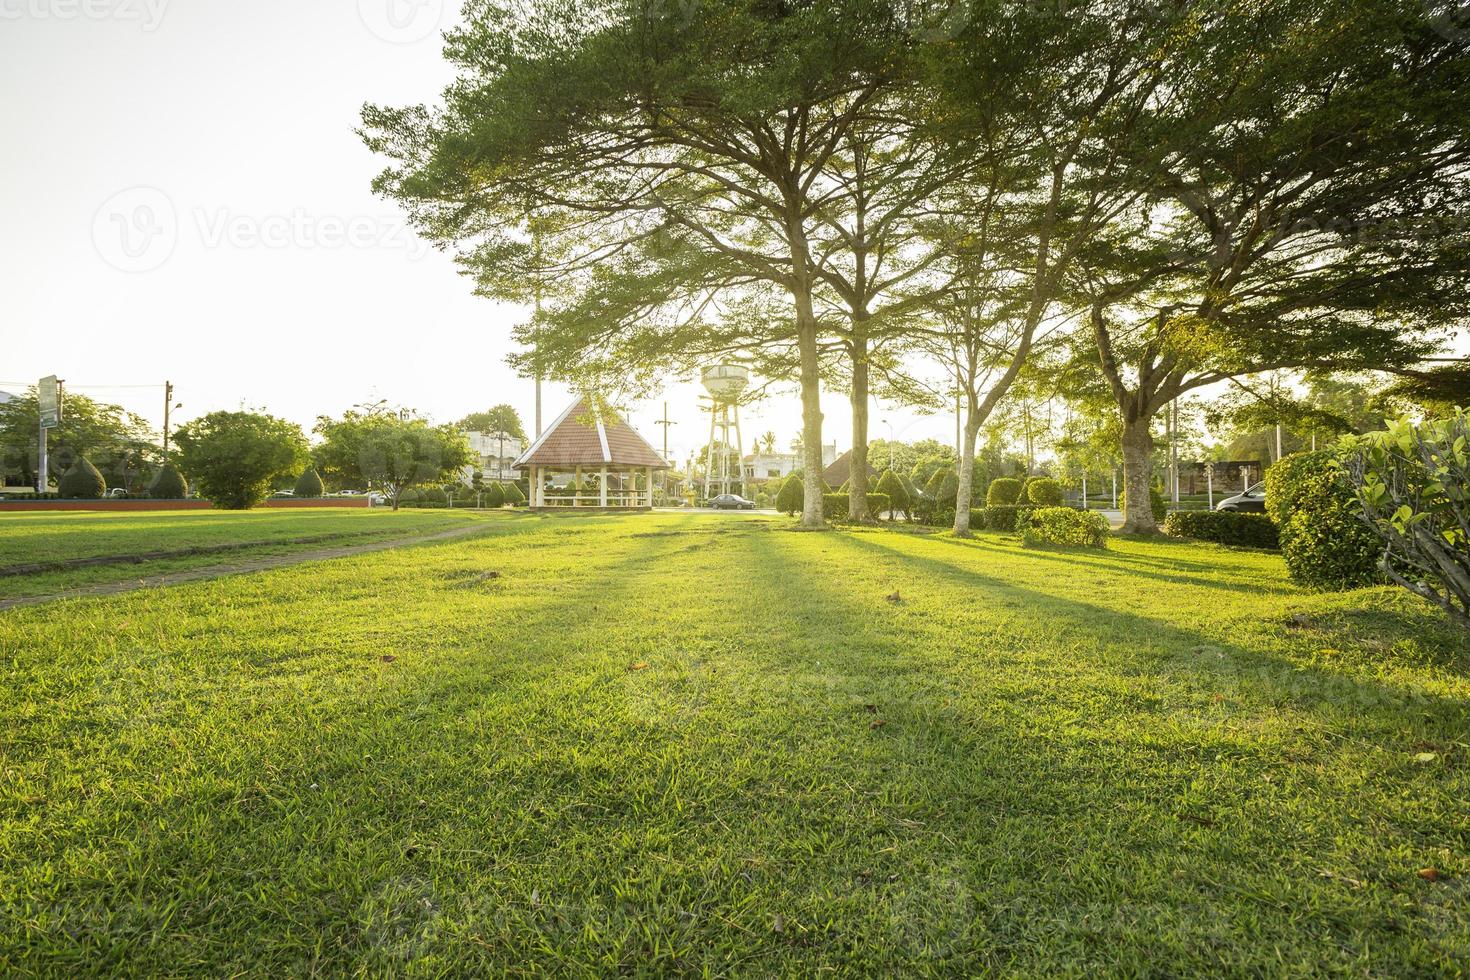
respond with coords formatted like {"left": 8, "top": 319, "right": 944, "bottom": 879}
{"left": 821, "top": 449, "right": 878, "bottom": 489}
{"left": 514, "top": 397, "right": 669, "bottom": 510}
{"left": 742, "top": 443, "right": 837, "bottom": 482}
{"left": 463, "top": 430, "right": 525, "bottom": 484}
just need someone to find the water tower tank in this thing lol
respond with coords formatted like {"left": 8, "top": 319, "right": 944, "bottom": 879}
{"left": 701, "top": 365, "right": 749, "bottom": 402}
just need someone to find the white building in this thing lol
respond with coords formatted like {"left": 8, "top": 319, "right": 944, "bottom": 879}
{"left": 463, "top": 431, "right": 525, "bottom": 483}
{"left": 742, "top": 443, "right": 837, "bottom": 481}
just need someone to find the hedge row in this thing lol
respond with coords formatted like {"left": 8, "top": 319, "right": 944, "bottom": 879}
{"left": 822, "top": 493, "right": 891, "bottom": 521}
{"left": 1019, "top": 506, "right": 1110, "bottom": 549}
{"left": 1265, "top": 451, "right": 1382, "bottom": 590}
{"left": 1162, "top": 510, "right": 1279, "bottom": 549}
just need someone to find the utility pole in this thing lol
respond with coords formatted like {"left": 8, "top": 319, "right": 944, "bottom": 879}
{"left": 1170, "top": 399, "right": 1180, "bottom": 505}
{"left": 654, "top": 401, "right": 676, "bottom": 492}
{"left": 163, "top": 380, "right": 175, "bottom": 453}
{"left": 37, "top": 376, "right": 63, "bottom": 493}
{"left": 533, "top": 231, "right": 544, "bottom": 438}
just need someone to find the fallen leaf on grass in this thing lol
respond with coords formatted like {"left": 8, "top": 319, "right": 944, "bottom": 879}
{"left": 1418, "top": 867, "right": 1442, "bottom": 882}
{"left": 885, "top": 591, "right": 902, "bottom": 603}
{"left": 380, "top": 655, "right": 397, "bottom": 663}
{"left": 629, "top": 662, "right": 649, "bottom": 671}
{"left": 772, "top": 914, "right": 785, "bottom": 933}
{"left": 1178, "top": 812, "right": 1217, "bottom": 828}
{"left": 869, "top": 719, "right": 886, "bottom": 729}
{"left": 1414, "top": 752, "right": 1438, "bottom": 764}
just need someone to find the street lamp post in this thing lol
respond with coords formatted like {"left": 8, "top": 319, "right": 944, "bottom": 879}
{"left": 881, "top": 419, "right": 895, "bottom": 471}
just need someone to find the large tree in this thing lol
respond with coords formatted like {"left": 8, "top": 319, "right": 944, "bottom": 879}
{"left": 457, "top": 404, "right": 526, "bottom": 440}
{"left": 314, "top": 410, "right": 472, "bottom": 510}
{"left": 172, "top": 411, "right": 309, "bottom": 510}
{"left": 363, "top": 0, "right": 981, "bottom": 528}
{"left": 1073, "top": 0, "right": 1470, "bottom": 532}
{"left": 0, "top": 389, "right": 155, "bottom": 490}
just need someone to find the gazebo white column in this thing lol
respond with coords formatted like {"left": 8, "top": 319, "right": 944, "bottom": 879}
{"left": 599, "top": 466, "right": 608, "bottom": 507}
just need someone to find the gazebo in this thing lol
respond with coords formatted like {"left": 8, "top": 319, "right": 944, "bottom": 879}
{"left": 513, "top": 397, "right": 670, "bottom": 511}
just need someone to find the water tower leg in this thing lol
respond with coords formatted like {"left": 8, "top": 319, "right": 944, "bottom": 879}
{"left": 705, "top": 409, "right": 718, "bottom": 501}
{"left": 733, "top": 403, "right": 744, "bottom": 494}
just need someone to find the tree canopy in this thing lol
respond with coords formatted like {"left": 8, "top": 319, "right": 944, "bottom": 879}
{"left": 313, "top": 410, "right": 472, "bottom": 510}
{"left": 172, "top": 411, "right": 309, "bottom": 510}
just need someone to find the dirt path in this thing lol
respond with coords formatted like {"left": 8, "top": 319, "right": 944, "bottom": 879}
{"left": 0, "top": 522, "right": 495, "bottom": 612}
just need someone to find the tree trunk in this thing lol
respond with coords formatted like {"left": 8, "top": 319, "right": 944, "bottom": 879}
{"left": 1120, "top": 414, "right": 1159, "bottom": 534}
{"left": 796, "top": 312, "right": 826, "bottom": 528}
{"left": 848, "top": 340, "right": 871, "bottom": 522}
{"left": 953, "top": 413, "right": 981, "bottom": 537}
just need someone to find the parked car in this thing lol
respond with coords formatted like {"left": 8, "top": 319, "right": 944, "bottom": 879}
{"left": 707, "top": 493, "right": 755, "bottom": 510}
{"left": 1215, "top": 482, "right": 1267, "bottom": 513}
{"left": 365, "top": 492, "right": 387, "bottom": 506}
{"left": 269, "top": 490, "right": 295, "bottom": 499}
{"left": 105, "top": 488, "right": 130, "bottom": 499}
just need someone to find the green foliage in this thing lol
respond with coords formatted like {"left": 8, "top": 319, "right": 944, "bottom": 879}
{"left": 822, "top": 494, "right": 890, "bottom": 522}
{"left": 983, "top": 505, "right": 1035, "bottom": 533}
{"left": 0, "top": 388, "right": 155, "bottom": 489}
{"left": 1162, "top": 511, "right": 1279, "bottom": 550}
{"left": 1344, "top": 410, "right": 1470, "bottom": 630}
{"left": 483, "top": 482, "right": 506, "bottom": 508}
{"left": 172, "top": 411, "right": 309, "bottom": 510}
{"left": 503, "top": 481, "right": 526, "bottom": 506}
{"left": 776, "top": 474, "right": 804, "bottom": 516}
{"left": 293, "top": 468, "right": 324, "bottom": 499}
{"left": 986, "top": 478, "right": 1024, "bottom": 506}
{"left": 1267, "top": 452, "right": 1382, "bottom": 590}
{"left": 1265, "top": 451, "right": 1334, "bottom": 527}
{"left": 313, "top": 410, "right": 471, "bottom": 509}
{"left": 148, "top": 463, "right": 188, "bottom": 500}
{"left": 1119, "top": 485, "right": 1167, "bottom": 524}
{"left": 874, "top": 469, "right": 910, "bottom": 518}
{"left": 456, "top": 404, "right": 526, "bottom": 440}
{"left": 1019, "top": 507, "right": 1110, "bottom": 549}
{"left": 1025, "top": 478, "right": 1064, "bottom": 506}
{"left": 58, "top": 457, "right": 106, "bottom": 499}
{"left": 398, "top": 488, "right": 422, "bottom": 506}
{"left": 924, "top": 467, "right": 958, "bottom": 508}
{"left": 422, "top": 487, "right": 449, "bottom": 508}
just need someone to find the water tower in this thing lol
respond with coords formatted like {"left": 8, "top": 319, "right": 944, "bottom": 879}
{"left": 701, "top": 365, "right": 749, "bottom": 499}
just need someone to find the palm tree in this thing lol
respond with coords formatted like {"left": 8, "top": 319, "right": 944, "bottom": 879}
{"left": 760, "top": 431, "right": 777, "bottom": 455}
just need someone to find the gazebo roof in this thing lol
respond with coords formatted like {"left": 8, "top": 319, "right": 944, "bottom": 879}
{"left": 514, "top": 397, "right": 669, "bottom": 471}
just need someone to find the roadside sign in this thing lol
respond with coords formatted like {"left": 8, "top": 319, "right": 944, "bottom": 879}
{"left": 38, "top": 375, "right": 61, "bottom": 429}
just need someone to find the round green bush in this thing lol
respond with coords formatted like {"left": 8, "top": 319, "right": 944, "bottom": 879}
{"left": 59, "top": 457, "right": 106, "bottom": 499}
{"left": 1264, "top": 450, "right": 1334, "bottom": 528}
{"left": 398, "top": 488, "right": 422, "bottom": 506}
{"left": 1025, "top": 477, "right": 1064, "bottom": 506}
{"left": 1276, "top": 462, "right": 1382, "bottom": 590}
{"left": 483, "top": 482, "right": 505, "bottom": 508}
{"left": 148, "top": 463, "right": 188, "bottom": 500}
{"left": 776, "top": 473, "right": 804, "bottom": 515}
{"left": 986, "top": 477, "right": 1023, "bottom": 506}
{"left": 504, "top": 481, "right": 527, "bottom": 506}
{"left": 293, "top": 468, "right": 324, "bottom": 498}
{"left": 422, "top": 487, "right": 449, "bottom": 507}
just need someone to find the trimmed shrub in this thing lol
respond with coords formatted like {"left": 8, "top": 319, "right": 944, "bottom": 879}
{"left": 59, "top": 457, "right": 106, "bottom": 499}
{"left": 1019, "top": 506, "right": 1110, "bottom": 549}
{"left": 149, "top": 463, "right": 188, "bottom": 499}
{"left": 503, "top": 481, "right": 526, "bottom": 506}
{"left": 986, "top": 477, "right": 1023, "bottom": 506}
{"left": 776, "top": 473, "right": 804, "bottom": 515}
{"left": 483, "top": 482, "right": 505, "bottom": 508}
{"left": 422, "top": 487, "right": 449, "bottom": 508}
{"left": 1268, "top": 451, "right": 1381, "bottom": 590}
{"left": 1120, "top": 483, "right": 1167, "bottom": 523}
{"left": 838, "top": 479, "right": 851, "bottom": 494}
{"left": 924, "top": 467, "right": 958, "bottom": 508}
{"left": 294, "top": 468, "right": 324, "bottom": 498}
{"left": 984, "top": 504, "right": 1034, "bottom": 532}
{"left": 874, "top": 469, "right": 910, "bottom": 519}
{"left": 1163, "top": 511, "right": 1279, "bottom": 549}
{"left": 398, "top": 488, "right": 422, "bottom": 507}
{"left": 1025, "top": 477, "right": 1064, "bottom": 506}
{"left": 822, "top": 493, "right": 890, "bottom": 521}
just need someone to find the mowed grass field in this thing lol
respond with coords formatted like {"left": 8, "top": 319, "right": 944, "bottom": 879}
{"left": 2, "top": 511, "right": 1467, "bottom": 976}
{"left": 0, "top": 509, "right": 484, "bottom": 599}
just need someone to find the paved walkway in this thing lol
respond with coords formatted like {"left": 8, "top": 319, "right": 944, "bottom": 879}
{"left": 0, "top": 522, "right": 495, "bottom": 612}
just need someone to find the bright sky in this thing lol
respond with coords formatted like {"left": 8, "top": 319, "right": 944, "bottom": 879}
{"left": 0, "top": 0, "right": 956, "bottom": 465}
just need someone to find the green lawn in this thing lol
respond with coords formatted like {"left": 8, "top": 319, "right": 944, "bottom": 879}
{"left": 0, "top": 509, "right": 484, "bottom": 599}
{"left": 2, "top": 512, "right": 1466, "bottom": 975}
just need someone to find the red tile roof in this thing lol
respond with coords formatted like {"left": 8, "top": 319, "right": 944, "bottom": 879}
{"left": 514, "top": 397, "right": 669, "bottom": 470}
